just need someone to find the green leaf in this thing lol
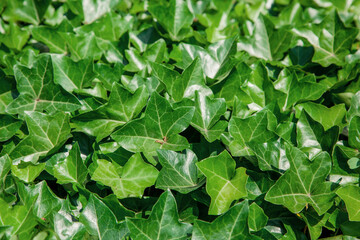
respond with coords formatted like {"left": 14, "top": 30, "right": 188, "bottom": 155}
{"left": 191, "top": 92, "right": 227, "bottom": 142}
{"left": 72, "top": 83, "right": 148, "bottom": 141}
{"left": 228, "top": 108, "right": 277, "bottom": 156}
{"left": 0, "top": 115, "right": 22, "bottom": 142}
{"left": 192, "top": 201, "right": 260, "bottom": 240}
{"left": 53, "top": 142, "right": 88, "bottom": 186}
{"left": 81, "top": 0, "right": 121, "bottom": 24}
{"left": 79, "top": 193, "right": 128, "bottom": 239}
{"left": 31, "top": 25, "right": 67, "bottom": 54}
{"left": 0, "top": 198, "right": 37, "bottom": 240}
{"left": 126, "top": 190, "right": 192, "bottom": 240}
{"left": 156, "top": 149, "right": 201, "bottom": 194}
{"left": 51, "top": 54, "right": 97, "bottom": 93}
{"left": 6, "top": 55, "right": 81, "bottom": 115}
{"left": 349, "top": 116, "right": 360, "bottom": 149}
{"left": 293, "top": 11, "right": 358, "bottom": 67}
{"left": 196, "top": 151, "right": 248, "bottom": 215}
{"left": 111, "top": 92, "right": 194, "bottom": 152}
{"left": 273, "top": 69, "right": 329, "bottom": 111}
{"left": 238, "top": 14, "right": 293, "bottom": 61}
{"left": 2, "top": 0, "right": 51, "bottom": 25}
{"left": 0, "top": 22, "right": 30, "bottom": 51}
{"left": 12, "top": 162, "right": 45, "bottom": 183}
{"left": 295, "top": 102, "right": 346, "bottom": 131}
{"left": 176, "top": 37, "right": 237, "bottom": 80}
{"left": 0, "top": 155, "right": 11, "bottom": 186}
{"left": 248, "top": 203, "right": 268, "bottom": 232}
{"left": 9, "top": 111, "right": 71, "bottom": 164}
{"left": 148, "top": 0, "right": 193, "bottom": 41}
{"left": 91, "top": 153, "right": 159, "bottom": 198}
{"left": 336, "top": 185, "right": 360, "bottom": 221}
{"left": 265, "top": 143, "right": 336, "bottom": 215}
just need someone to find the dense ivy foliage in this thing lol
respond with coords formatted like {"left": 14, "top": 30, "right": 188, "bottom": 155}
{"left": 1, "top": 0, "right": 360, "bottom": 239}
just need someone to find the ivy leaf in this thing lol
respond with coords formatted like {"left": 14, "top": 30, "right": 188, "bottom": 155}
{"left": 248, "top": 203, "right": 268, "bottom": 232}
{"left": 51, "top": 55, "right": 97, "bottom": 93}
{"left": 53, "top": 142, "right": 88, "bottom": 186}
{"left": 0, "top": 115, "right": 22, "bottom": 142}
{"left": 156, "top": 149, "right": 201, "bottom": 194}
{"left": 6, "top": 55, "right": 81, "bottom": 115}
{"left": 150, "top": 58, "right": 212, "bottom": 102}
{"left": 0, "top": 22, "right": 30, "bottom": 51}
{"left": 126, "top": 190, "right": 192, "bottom": 240}
{"left": 293, "top": 11, "right": 358, "bottom": 67}
{"left": 91, "top": 153, "right": 159, "bottom": 198}
{"left": 349, "top": 116, "right": 360, "bottom": 149}
{"left": 72, "top": 83, "right": 148, "bottom": 141}
{"left": 2, "top": 0, "right": 51, "bottom": 25}
{"left": 111, "top": 92, "right": 195, "bottom": 152}
{"left": 0, "top": 155, "right": 11, "bottom": 187}
{"left": 9, "top": 111, "right": 71, "bottom": 165}
{"left": 79, "top": 194, "right": 129, "bottom": 239}
{"left": 228, "top": 108, "right": 277, "bottom": 156}
{"left": 191, "top": 92, "right": 228, "bottom": 142}
{"left": 192, "top": 201, "right": 260, "bottom": 240}
{"left": 336, "top": 185, "right": 360, "bottom": 221}
{"left": 238, "top": 14, "right": 293, "bottom": 61}
{"left": 196, "top": 151, "right": 248, "bottom": 215}
{"left": 148, "top": 0, "right": 193, "bottom": 41}
{"left": 11, "top": 162, "right": 45, "bottom": 183}
{"left": 265, "top": 143, "right": 336, "bottom": 215}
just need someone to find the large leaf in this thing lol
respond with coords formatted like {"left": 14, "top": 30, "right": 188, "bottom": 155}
{"left": 336, "top": 185, "right": 360, "bottom": 221}
{"left": 9, "top": 111, "right": 71, "bottom": 164}
{"left": 126, "top": 190, "right": 193, "bottom": 240}
{"left": 79, "top": 194, "right": 128, "bottom": 239}
{"left": 196, "top": 151, "right": 248, "bottom": 215}
{"left": 156, "top": 149, "right": 201, "bottom": 194}
{"left": 265, "top": 143, "right": 336, "bottom": 215}
{"left": 111, "top": 92, "right": 194, "bottom": 152}
{"left": 91, "top": 153, "right": 159, "bottom": 198}
{"left": 6, "top": 55, "right": 81, "bottom": 115}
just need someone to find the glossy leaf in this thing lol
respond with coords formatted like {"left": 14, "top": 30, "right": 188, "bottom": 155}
{"left": 336, "top": 185, "right": 360, "bottom": 221}
{"left": 111, "top": 92, "right": 194, "bottom": 152}
{"left": 91, "top": 153, "right": 159, "bottom": 198}
{"left": 0, "top": 115, "right": 22, "bottom": 142}
{"left": 265, "top": 144, "right": 336, "bottom": 215}
{"left": 156, "top": 149, "right": 200, "bottom": 194}
{"left": 196, "top": 151, "right": 248, "bottom": 215}
{"left": 126, "top": 190, "right": 192, "bottom": 240}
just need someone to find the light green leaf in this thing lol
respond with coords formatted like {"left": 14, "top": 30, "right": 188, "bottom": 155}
{"left": 9, "top": 111, "right": 72, "bottom": 164}
{"left": 0, "top": 155, "right": 11, "bottom": 187}
{"left": 265, "top": 143, "right": 336, "bottom": 215}
{"left": 0, "top": 22, "right": 30, "bottom": 51}
{"left": 248, "top": 203, "right": 268, "bottom": 232}
{"left": 156, "top": 149, "right": 201, "bottom": 194}
{"left": 6, "top": 55, "right": 81, "bottom": 115}
{"left": 53, "top": 142, "right": 88, "bottom": 185}
{"left": 191, "top": 92, "right": 227, "bottom": 142}
{"left": 79, "top": 194, "right": 128, "bottom": 239}
{"left": 196, "top": 151, "right": 248, "bottom": 215}
{"left": 91, "top": 153, "right": 158, "bottom": 198}
{"left": 111, "top": 92, "right": 194, "bottom": 152}
{"left": 126, "top": 190, "right": 192, "bottom": 240}
{"left": 336, "top": 185, "right": 360, "bottom": 221}
{"left": 12, "top": 162, "right": 45, "bottom": 183}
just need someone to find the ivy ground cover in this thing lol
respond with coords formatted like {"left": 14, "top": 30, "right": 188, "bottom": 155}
{"left": 2, "top": 0, "right": 360, "bottom": 239}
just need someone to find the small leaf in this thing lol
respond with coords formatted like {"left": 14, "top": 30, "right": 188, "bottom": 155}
{"left": 248, "top": 203, "right": 268, "bottom": 232}
{"left": 126, "top": 190, "right": 192, "bottom": 240}
{"left": 336, "top": 185, "right": 360, "bottom": 221}
{"left": 91, "top": 153, "right": 158, "bottom": 198}
{"left": 53, "top": 142, "right": 88, "bottom": 186}
{"left": 79, "top": 194, "right": 128, "bottom": 239}
{"left": 196, "top": 151, "right": 248, "bottom": 215}
{"left": 156, "top": 149, "right": 200, "bottom": 194}
{"left": 0, "top": 115, "right": 22, "bottom": 142}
